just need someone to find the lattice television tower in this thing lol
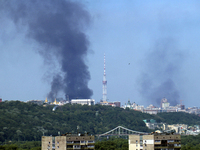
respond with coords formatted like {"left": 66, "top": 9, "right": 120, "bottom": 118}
{"left": 102, "top": 54, "right": 107, "bottom": 102}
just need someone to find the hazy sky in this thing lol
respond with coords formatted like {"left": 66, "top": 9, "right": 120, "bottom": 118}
{"left": 1, "top": 0, "right": 200, "bottom": 107}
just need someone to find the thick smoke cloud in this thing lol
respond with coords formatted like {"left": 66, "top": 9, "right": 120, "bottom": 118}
{"left": 0, "top": 0, "right": 93, "bottom": 101}
{"left": 138, "top": 38, "right": 184, "bottom": 106}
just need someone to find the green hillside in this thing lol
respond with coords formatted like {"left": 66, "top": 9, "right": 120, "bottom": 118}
{"left": 156, "top": 112, "right": 200, "bottom": 125}
{"left": 0, "top": 101, "right": 200, "bottom": 143}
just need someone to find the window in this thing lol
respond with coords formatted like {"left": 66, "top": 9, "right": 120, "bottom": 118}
{"left": 136, "top": 140, "right": 138, "bottom": 143}
{"left": 88, "top": 145, "right": 94, "bottom": 148}
{"left": 57, "top": 146, "right": 59, "bottom": 148}
{"left": 67, "top": 141, "right": 73, "bottom": 143}
{"left": 155, "top": 140, "right": 160, "bottom": 142}
{"left": 74, "top": 145, "right": 81, "bottom": 149}
{"left": 168, "top": 140, "right": 174, "bottom": 143}
{"left": 74, "top": 141, "right": 80, "bottom": 143}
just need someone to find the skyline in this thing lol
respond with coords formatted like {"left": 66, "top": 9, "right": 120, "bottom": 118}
{"left": 1, "top": 0, "right": 200, "bottom": 107}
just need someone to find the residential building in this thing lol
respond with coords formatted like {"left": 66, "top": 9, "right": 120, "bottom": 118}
{"left": 114, "top": 101, "right": 121, "bottom": 107}
{"left": 167, "top": 124, "right": 188, "bottom": 134}
{"left": 129, "top": 133, "right": 181, "bottom": 150}
{"left": 42, "top": 134, "right": 95, "bottom": 150}
{"left": 143, "top": 119, "right": 158, "bottom": 130}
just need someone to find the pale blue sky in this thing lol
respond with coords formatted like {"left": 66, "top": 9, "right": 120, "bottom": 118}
{"left": 1, "top": 0, "right": 200, "bottom": 107}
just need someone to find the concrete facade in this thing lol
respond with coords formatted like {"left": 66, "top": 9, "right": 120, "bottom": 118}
{"left": 129, "top": 134, "right": 181, "bottom": 150}
{"left": 42, "top": 135, "right": 95, "bottom": 150}
{"left": 42, "top": 136, "right": 53, "bottom": 150}
{"left": 55, "top": 136, "right": 67, "bottom": 149}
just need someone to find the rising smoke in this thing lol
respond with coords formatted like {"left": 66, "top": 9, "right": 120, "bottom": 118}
{"left": 138, "top": 38, "right": 184, "bottom": 106}
{"left": 0, "top": 0, "right": 93, "bottom": 101}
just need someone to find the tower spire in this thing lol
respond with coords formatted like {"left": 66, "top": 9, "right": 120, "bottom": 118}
{"left": 104, "top": 54, "right": 106, "bottom": 76}
{"left": 102, "top": 53, "right": 107, "bottom": 102}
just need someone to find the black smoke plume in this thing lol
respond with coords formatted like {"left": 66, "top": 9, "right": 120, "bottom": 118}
{"left": 138, "top": 38, "right": 184, "bottom": 106}
{"left": 0, "top": 0, "right": 93, "bottom": 101}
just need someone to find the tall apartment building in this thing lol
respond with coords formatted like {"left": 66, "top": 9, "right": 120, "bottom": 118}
{"left": 42, "top": 134, "right": 95, "bottom": 150}
{"left": 129, "top": 133, "right": 181, "bottom": 150}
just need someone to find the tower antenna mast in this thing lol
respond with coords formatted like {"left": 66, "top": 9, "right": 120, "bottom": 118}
{"left": 102, "top": 54, "right": 107, "bottom": 102}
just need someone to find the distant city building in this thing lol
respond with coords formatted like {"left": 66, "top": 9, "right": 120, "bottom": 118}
{"left": 161, "top": 97, "right": 170, "bottom": 109}
{"left": 125, "top": 99, "right": 132, "bottom": 109}
{"left": 98, "top": 101, "right": 121, "bottom": 107}
{"left": 107, "top": 102, "right": 115, "bottom": 107}
{"left": 99, "top": 100, "right": 109, "bottom": 106}
{"left": 167, "top": 124, "right": 188, "bottom": 134}
{"left": 143, "top": 105, "right": 161, "bottom": 114}
{"left": 44, "top": 98, "right": 69, "bottom": 106}
{"left": 51, "top": 98, "right": 59, "bottom": 105}
{"left": 129, "top": 133, "right": 181, "bottom": 150}
{"left": 71, "top": 99, "right": 95, "bottom": 106}
{"left": 180, "top": 105, "right": 185, "bottom": 110}
{"left": 0, "top": 98, "right": 2, "bottom": 102}
{"left": 114, "top": 101, "right": 121, "bottom": 107}
{"left": 123, "top": 100, "right": 144, "bottom": 111}
{"left": 143, "top": 119, "right": 158, "bottom": 130}
{"left": 121, "top": 98, "right": 191, "bottom": 115}
{"left": 42, "top": 134, "right": 95, "bottom": 150}
{"left": 143, "top": 109, "right": 160, "bottom": 115}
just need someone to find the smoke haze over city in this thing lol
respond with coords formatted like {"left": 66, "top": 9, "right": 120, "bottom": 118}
{"left": 0, "top": 0, "right": 200, "bottom": 107}
{"left": 0, "top": 0, "right": 93, "bottom": 101}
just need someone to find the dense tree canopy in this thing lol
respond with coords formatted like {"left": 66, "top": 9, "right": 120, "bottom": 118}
{"left": 0, "top": 101, "right": 150, "bottom": 142}
{"left": 1, "top": 101, "right": 200, "bottom": 144}
{"left": 156, "top": 112, "right": 200, "bottom": 125}
{"left": 95, "top": 137, "right": 128, "bottom": 150}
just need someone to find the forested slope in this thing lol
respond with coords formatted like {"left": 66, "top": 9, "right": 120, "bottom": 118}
{"left": 0, "top": 101, "right": 200, "bottom": 143}
{"left": 156, "top": 112, "right": 200, "bottom": 125}
{"left": 0, "top": 101, "right": 150, "bottom": 142}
